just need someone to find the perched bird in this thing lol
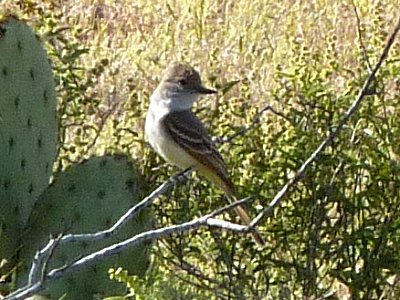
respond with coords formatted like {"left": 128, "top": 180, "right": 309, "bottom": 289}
{"left": 145, "top": 63, "right": 265, "bottom": 246}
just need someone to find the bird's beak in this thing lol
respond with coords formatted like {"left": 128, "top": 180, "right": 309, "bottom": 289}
{"left": 195, "top": 85, "right": 217, "bottom": 94}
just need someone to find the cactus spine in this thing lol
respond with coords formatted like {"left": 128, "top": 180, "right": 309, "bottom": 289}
{"left": 0, "top": 15, "right": 58, "bottom": 264}
{"left": 20, "top": 155, "right": 152, "bottom": 299}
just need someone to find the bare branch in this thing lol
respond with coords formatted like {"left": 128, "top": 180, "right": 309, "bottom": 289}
{"left": 9, "top": 168, "right": 192, "bottom": 299}
{"left": 44, "top": 216, "right": 246, "bottom": 280}
{"left": 5, "top": 196, "right": 252, "bottom": 300}
{"left": 249, "top": 17, "right": 400, "bottom": 229}
{"left": 62, "top": 167, "right": 192, "bottom": 243}
{"left": 7, "top": 14, "right": 400, "bottom": 300}
{"left": 28, "top": 238, "right": 55, "bottom": 285}
{"left": 28, "top": 235, "right": 61, "bottom": 285}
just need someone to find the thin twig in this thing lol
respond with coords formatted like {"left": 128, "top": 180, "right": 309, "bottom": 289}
{"left": 28, "top": 235, "right": 61, "bottom": 285}
{"left": 213, "top": 105, "right": 289, "bottom": 144}
{"left": 45, "top": 215, "right": 245, "bottom": 279}
{"left": 351, "top": 0, "right": 373, "bottom": 73}
{"left": 21, "top": 169, "right": 192, "bottom": 286}
{"left": 38, "top": 235, "right": 62, "bottom": 284}
{"left": 249, "top": 17, "right": 400, "bottom": 229}
{"left": 61, "top": 168, "right": 191, "bottom": 243}
{"left": 7, "top": 16, "right": 400, "bottom": 300}
{"left": 5, "top": 196, "right": 252, "bottom": 300}
{"left": 28, "top": 238, "right": 55, "bottom": 285}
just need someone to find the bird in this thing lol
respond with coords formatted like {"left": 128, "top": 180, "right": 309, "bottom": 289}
{"left": 145, "top": 63, "right": 265, "bottom": 246}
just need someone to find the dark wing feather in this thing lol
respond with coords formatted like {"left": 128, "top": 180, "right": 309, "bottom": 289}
{"left": 162, "top": 110, "right": 235, "bottom": 193}
{"left": 163, "top": 111, "right": 265, "bottom": 246}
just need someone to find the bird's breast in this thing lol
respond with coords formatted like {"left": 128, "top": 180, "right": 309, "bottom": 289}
{"left": 145, "top": 109, "right": 195, "bottom": 170}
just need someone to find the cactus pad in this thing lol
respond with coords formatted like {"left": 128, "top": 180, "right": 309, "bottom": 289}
{"left": 20, "top": 155, "right": 153, "bottom": 299}
{"left": 0, "top": 16, "right": 58, "bottom": 264}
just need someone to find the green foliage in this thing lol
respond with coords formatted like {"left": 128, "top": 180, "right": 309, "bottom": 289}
{"left": 109, "top": 265, "right": 211, "bottom": 300}
{"left": 0, "top": 10, "right": 153, "bottom": 299}
{"left": 0, "top": 15, "right": 58, "bottom": 265}
{"left": 19, "top": 155, "right": 152, "bottom": 299}
{"left": 2, "top": 0, "right": 400, "bottom": 299}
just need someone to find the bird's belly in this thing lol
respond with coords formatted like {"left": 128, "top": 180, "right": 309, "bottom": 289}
{"left": 145, "top": 114, "right": 195, "bottom": 170}
{"left": 155, "top": 135, "right": 196, "bottom": 170}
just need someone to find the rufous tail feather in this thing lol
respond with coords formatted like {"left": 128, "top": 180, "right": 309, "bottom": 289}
{"left": 234, "top": 204, "right": 265, "bottom": 247}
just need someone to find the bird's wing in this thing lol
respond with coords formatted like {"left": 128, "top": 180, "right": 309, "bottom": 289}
{"left": 162, "top": 110, "right": 234, "bottom": 192}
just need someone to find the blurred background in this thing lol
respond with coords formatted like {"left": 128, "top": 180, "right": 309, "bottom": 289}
{"left": 2, "top": 0, "right": 400, "bottom": 299}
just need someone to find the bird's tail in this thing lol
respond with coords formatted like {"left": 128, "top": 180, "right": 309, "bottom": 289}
{"left": 234, "top": 203, "right": 265, "bottom": 247}
{"left": 216, "top": 174, "right": 265, "bottom": 247}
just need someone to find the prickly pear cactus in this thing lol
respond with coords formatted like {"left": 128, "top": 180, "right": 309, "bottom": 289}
{"left": 20, "top": 155, "right": 153, "bottom": 299}
{"left": 0, "top": 16, "right": 58, "bottom": 263}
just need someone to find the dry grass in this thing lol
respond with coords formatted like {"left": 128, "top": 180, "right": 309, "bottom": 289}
{"left": 4, "top": 0, "right": 396, "bottom": 97}
{"left": 2, "top": 0, "right": 400, "bottom": 298}
{"left": 3, "top": 1, "right": 399, "bottom": 156}
{"left": 55, "top": 0, "right": 398, "bottom": 89}
{"left": 31, "top": 0, "right": 397, "bottom": 159}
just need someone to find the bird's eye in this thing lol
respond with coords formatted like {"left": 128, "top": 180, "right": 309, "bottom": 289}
{"left": 178, "top": 79, "right": 187, "bottom": 85}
